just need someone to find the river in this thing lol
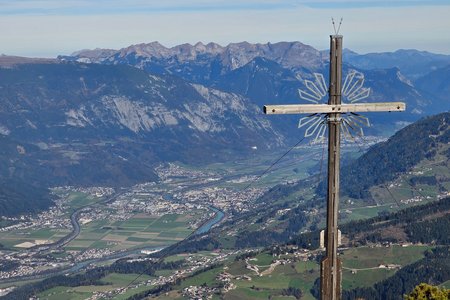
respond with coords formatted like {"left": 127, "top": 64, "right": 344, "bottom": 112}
{"left": 194, "top": 207, "right": 225, "bottom": 235}
{"left": 1, "top": 206, "right": 225, "bottom": 284}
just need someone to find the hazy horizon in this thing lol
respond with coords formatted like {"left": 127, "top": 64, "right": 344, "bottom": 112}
{"left": 2, "top": 39, "right": 450, "bottom": 59}
{"left": 1, "top": 0, "right": 449, "bottom": 58}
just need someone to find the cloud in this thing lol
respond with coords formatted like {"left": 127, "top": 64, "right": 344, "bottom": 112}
{"left": 0, "top": 0, "right": 296, "bottom": 15}
{"left": 0, "top": 0, "right": 448, "bottom": 15}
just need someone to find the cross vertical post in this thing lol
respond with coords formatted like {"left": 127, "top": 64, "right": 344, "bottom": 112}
{"left": 263, "top": 34, "right": 405, "bottom": 300}
{"left": 321, "top": 34, "right": 343, "bottom": 300}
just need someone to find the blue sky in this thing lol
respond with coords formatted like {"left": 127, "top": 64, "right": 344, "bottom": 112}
{"left": 0, "top": 0, "right": 449, "bottom": 57}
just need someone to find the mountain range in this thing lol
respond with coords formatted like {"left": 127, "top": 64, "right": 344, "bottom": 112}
{"left": 0, "top": 61, "right": 281, "bottom": 215}
{"left": 1, "top": 40, "right": 450, "bottom": 216}
{"left": 63, "top": 41, "right": 450, "bottom": 129}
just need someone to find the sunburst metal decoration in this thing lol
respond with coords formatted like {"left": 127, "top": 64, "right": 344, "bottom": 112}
{"left": 298, "top": 70, "right": 371, "bottom": 143}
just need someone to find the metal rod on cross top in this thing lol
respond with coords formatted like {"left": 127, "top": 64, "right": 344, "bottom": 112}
{"left": 263, "top": 34, "right": 405, "bottom": 300}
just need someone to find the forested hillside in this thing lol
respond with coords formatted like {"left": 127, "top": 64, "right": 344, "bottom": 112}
{"left": 341, "top": 196, "right": 450, "bottom": 245}
{"left": 340, "top": 112, "right": 450, "bottom": 198}
{"left": 0, "top": 180, "right": 52, "bottom": 217}
{"left": 290, "top": 196, "right": 450, "bottom": 251}
{"left": 342, "top": 246, "right": 450, "bottom": 300}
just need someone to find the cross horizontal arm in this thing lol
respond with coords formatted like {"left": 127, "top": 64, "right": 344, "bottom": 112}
{"left": 263, "top": 102, "right": 406, "bottom": 115}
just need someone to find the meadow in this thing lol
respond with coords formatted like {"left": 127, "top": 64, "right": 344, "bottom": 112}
{"left": 164, "top": 245, "right": 432, "bottom": 300}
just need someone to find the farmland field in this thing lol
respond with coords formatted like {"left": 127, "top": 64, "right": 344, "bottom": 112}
{"left": 65, "top": 212, "right": 203, "bottom": 252}
{"left": 0, "top": 227, "right": 71, "bottom": 249}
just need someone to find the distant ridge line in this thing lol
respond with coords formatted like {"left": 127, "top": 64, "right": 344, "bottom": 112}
{"left": 0, "top": 55, "right": 58, "bottom": 67}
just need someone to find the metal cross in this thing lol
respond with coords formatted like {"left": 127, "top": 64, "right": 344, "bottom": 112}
{"left": 263, "top": 35, "right": 405, "bottom": 300}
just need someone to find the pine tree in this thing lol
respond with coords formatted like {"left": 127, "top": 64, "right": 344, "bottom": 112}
{"left": 404, "top": 283, "right": 450, "bottom": 300}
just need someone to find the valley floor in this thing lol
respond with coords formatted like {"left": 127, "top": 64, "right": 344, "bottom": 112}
{"left": 1, "top": 142, "right": 449, "bottom": 299}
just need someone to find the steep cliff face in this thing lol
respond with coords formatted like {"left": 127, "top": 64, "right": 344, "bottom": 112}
{"left": 0, "top": 62, "right": 283, "bottom": 189}
{"left": 2, "top": 41, "right": 449, "bottom": 216}
{"left": 65, "top": 42, "right": 440, "bottom": 135}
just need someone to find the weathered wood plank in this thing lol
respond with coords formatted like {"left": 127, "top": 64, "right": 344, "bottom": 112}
{"left": 263, "top": 102, "right": 406, "bottom": 115}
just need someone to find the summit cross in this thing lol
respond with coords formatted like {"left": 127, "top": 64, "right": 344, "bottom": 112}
{"left": 263, "top": 35, "right": 405, "bottom": 300}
